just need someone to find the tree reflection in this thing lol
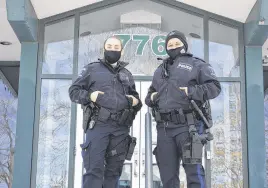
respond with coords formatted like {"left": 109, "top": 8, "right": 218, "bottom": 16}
{"left": 36, "top": 81, "right": 71, "bottom": 188}
{"left": 0, "top": 82, "right": 17, "bottom": 188}
{"left": 211, "top": 83, "right": 243, "bottom": 188}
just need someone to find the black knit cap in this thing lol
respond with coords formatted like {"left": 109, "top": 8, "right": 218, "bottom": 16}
{"left": 165, "top": 30, "right": 188, "bottom": 52}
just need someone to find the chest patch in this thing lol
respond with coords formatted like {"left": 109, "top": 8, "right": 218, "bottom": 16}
{"left": 177, "top": 63, "right": 193, "bottom": 72}
{"left": 118, "top": 72, "right": 130, "bottom": 84}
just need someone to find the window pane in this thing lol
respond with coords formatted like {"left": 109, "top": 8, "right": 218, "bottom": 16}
{"left": 152, "top": 164, "right": 187, "bottom": 188}
{"left": 153, "top": 165, "right": 163, "bottom": 188}
{"left": 42, "top": 18, "right": 74, "bottom": 74}
{"left": 210, "top": 82, "right": 243, "bottom": 187}
{"left": 78, "top": 1, "right": 203, "bottom": 76}
{"left": 36, "top": 80, "right": 72, "bottom": 188}
{"left": 209, "top": 21, "right": 240, "bottom": 77}
{"left": 263, "top": 37, "right": 268, "bottom": 184}
{"left": 119, "top": 164, "right": 132, "bottom": 188}
{"left": 0, "top": 80, "right": 17, "bottom": 188}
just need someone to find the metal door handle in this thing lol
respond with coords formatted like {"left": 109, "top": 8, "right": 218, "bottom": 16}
{"left": 142, "top": 157, "right": 145, "bottom": 177}
{"left": 134, "top": 160, "right": 138, "bottom": 177}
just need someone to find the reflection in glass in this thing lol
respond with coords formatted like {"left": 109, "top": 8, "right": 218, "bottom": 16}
{"left": 152, "top": 165, "right": 187, "bottom": 188}
{"left": 210, "top": 82, "right": 243, "bottom": 187}
{"left": 0, "top": 80, "right": 17, "bottom": 188}
{"left": 209, "top": 21, "right": 239, "bottom": 77}
{"left": 119, "top": 165, "right": 132, "bottom": 188}
{"left": 42, "top": 18, "right": 74, "bottom": 74}
{"left": 78, "top": 1, "right": 204, "bottom": 76}
{"left": 74, "top": 105, "right": 84, "bottom": 188}
{"left": 36, "top": 80, "right": 72, "bottom": 188}
{"left": 78, "top": 27, "right": 203, "bottom": 76}
{"left": 153, "top": 165, "right": 162, "bottom": 188}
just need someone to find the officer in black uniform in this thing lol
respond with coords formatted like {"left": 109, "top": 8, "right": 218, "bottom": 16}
{"left": 69, "top": 36, "right": 142, "bottom": 188}
{"left": 145, "top": 30, "right": 221, "bottom": 188}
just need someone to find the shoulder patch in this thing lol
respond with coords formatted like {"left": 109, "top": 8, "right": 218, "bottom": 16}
{"left": 122, "top": 67, "right": 132, "bottom": 75}
{"left": 207, "top": 65, "right": 217, "bottom": 77}
{"left": 78, "top": 61, "right": 99, "bottom": 77}
{"left": 193, "top": 56, "right": 206, "bottom": 63}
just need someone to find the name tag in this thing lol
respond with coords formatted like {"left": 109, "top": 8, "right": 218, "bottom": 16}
{"left": 177, "top": 63, "right": 193, "bottom": 72}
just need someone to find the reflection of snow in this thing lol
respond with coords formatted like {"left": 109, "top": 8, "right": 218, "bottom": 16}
{"left": 43, "top": 40, "right": 74, "bottom": 74}
{"left": 209, "top": 41, "right": 239, "bottom": 77}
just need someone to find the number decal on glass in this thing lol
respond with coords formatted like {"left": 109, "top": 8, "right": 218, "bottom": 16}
{"left": 114, "top": 34, "right": 131, "bottom": 49}
{"left": 132, "top": 35, "right": 150, "bottom": 55}
{"left": 114, "top": 34, "right": 167, "bottom": 56}
{"left": 152, "top": 35, "right": 167, "bottom": 56}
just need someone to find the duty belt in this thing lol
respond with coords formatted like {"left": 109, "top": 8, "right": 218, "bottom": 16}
{"left": 97, "top": 107, "right": 135, "bottom": 126}
{"left": 154, "top": 108, "right": 191, "bottom": 124}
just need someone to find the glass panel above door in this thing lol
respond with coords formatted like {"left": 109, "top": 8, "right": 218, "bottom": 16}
{"left": 209, "top": 21, "right": 240, "bottom": 77}
{"left": 42, "top": 18, "right": 74, "bottom": 74}
{"left": 78, "top": 0, "right": 204, "bottom": 76}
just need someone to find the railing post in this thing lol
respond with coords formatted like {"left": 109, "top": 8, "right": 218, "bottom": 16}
{"left": 145, "top": 107, "right": 153, "bottom": 188}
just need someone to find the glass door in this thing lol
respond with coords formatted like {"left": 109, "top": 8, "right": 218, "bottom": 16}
{"left": 139, "top": 81, "right": 188, "bottom": 188}
{"left": 74, "top": 1, "right": 206, "bottom": 186}
{"left": 74, "top": 81, "right": 207, "bottom": 187}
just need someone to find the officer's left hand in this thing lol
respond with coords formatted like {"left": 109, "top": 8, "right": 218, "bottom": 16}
{"left": 126, "top": 95, "right": 139, "bottom": 106}
{"left": 179, "top": 87, "right": 188, "bottom": 96}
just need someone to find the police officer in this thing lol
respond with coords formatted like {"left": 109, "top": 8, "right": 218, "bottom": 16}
{"left": 69, "top": 36, "right": 142, "bottom": 188}
{"left": 145, "top": 30, "right": 221, "bottom": 188}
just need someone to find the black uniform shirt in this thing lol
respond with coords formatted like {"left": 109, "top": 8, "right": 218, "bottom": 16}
{"left": 145, "top": 53, "right": 221, "bottom": 113}
{"left": 69, "top": 59, "right": 142, "bottom": 114}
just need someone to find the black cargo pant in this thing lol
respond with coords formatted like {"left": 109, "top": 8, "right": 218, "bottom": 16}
{"left": 153, "top": 121, "right": 206, "bottom": 188}
{"left": 81, "top": 121, "right": 130, "bottom": 188}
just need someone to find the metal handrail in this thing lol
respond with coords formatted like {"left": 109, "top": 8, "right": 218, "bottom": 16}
{"left": 145, "top": 107, "right": 153, "bottom": 188}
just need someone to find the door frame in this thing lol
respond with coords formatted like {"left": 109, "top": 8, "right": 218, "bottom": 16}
{"left": 31, "top": 1, "right": 247, "bottom": 188}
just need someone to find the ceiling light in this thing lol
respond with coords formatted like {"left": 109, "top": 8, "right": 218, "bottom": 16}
{"left": 0, "top": 41, "right": 12, "bottom": 45}
{"left": 80, "top": 31, "right": 91, "bottom": 37}
{"left": 189, "top": 33, "right": 201, "bottom": 39}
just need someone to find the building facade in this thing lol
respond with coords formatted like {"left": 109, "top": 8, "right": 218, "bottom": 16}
{"left": 0, "top": 0, "right": 268, "bottom": 187}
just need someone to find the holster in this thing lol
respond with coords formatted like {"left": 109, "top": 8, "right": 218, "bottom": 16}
{"left": 182, "top": 113, "right": 203, "bottom": 164}
{"left": 183, "top": 134, "right": 203, "bottom": 164}
{"left": 126, "top": 136, "right": 136, "bottom": 161}
{"left": 152, "top": 108, "right": 161, "bottom": 122}
{"left": 118, "top": 109, "right": 130, "bottom": 125}
{"left": 82, "top": 103, "right": 95, "bottom": 133}
{"left": 118, "top": 109, "right": 135, "bottom": 127}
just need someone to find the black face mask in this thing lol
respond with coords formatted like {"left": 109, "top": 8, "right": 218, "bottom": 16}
{"left": 104, "top": 50, "right": 121, "bottom": 64}
{"left": 166, "top": 46, "right": 185, "bottom": 60}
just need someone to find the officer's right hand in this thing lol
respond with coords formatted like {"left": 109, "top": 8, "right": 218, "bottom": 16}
{"left": 90, "top": 91, "right": 104, "bottom": 102}
{"left": 151, "top": 92, "right": 158, "bottom": 101}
